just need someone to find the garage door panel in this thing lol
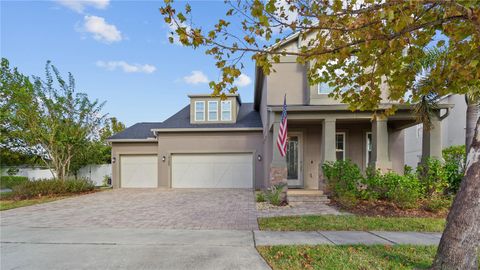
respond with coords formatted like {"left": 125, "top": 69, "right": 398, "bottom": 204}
{"left": 121, "top": 155, "right": 158, "bottom": 188}
{"left": 172, "top": 154, "right": 253, "bottom": 188}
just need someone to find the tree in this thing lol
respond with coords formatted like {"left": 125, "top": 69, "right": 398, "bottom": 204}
{"left": 1, "top": 58, "right": 106, "bottom": 180}
{"left": 161, "top": 1, "right": 480, "bottom": 268}
{"left": 69, "top": 117, "right": 125, "bottom": 177}
{"left": 465, "top": 89, "right": 480, "bottom": 151}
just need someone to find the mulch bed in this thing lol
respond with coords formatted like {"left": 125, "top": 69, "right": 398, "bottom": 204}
{"left": 329, "top": 198, "right": 448, "bottom": 219}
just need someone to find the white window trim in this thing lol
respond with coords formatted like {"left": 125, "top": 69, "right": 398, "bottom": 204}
{"left": 336, "top": 132, "right": 346, "bottom": 161}
{"left": 221, "top": 100, "right": 232, "bottom": 121}
{"left": 208, "top": 101, "right": 218, "bottom": 121}
{"left": 366, "top": 132, "right": 372, "bottom": 167}
{"left": 194, "top": 101, "right": 205, "bottom": 121}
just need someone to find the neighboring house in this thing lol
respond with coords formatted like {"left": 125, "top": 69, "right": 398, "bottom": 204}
{"left": 405, "top": 94, "right": 467, "bottom": 168}
{"left": 107, "top": 32, "right": 452, "bottom": 191}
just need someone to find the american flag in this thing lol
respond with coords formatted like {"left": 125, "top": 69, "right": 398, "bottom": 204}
{"left": 276, "top": 95, "right": 288, "bottom": 157}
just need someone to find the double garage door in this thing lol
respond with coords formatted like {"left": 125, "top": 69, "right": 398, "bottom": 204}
{"left": 120, "top": 153, "right": 253, "bottom": 188}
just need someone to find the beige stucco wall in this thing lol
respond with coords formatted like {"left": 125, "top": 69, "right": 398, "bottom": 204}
{"left": 157, "top": 131, "right": 265, "bottom": 189}
{"left": 111, "top": 142, "right": 159, "bottom": 188}
{"left": 266, "top": 61, "right": 307, "bottom": 106}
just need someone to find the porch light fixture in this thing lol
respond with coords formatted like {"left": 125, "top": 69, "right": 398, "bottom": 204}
{"left": 257, "top": 155, "right": 262, "bottom": 161}
{"left": 162, "top": 156, "right": 166, "bottom": 162}
{"left": 112, "top": 157, "right": 116, "bottom": 163}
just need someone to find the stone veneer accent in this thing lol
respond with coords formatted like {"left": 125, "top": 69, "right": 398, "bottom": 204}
{"left": 269, "top": 165, "right": 288, "bottom": 203}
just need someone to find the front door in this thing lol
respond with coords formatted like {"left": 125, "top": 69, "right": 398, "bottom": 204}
{"left": 286, "top": 132, "right": 303, "bottom": 188}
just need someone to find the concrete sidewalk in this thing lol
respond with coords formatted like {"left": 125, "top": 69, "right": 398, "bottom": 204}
{"left": 1, "top": 227, "right": 270, "bottom": 270}
{"left": 254, "top": 230, "right": 442, "bottom": 246}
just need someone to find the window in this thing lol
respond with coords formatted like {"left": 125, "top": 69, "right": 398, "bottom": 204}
{"left": 208, "top": 101, "right": 218, "bottom": 121}
{"left": 318, "top": 82, "right": 334, "bottom": 94}
{"left": 335, "top": 132, "right": 346, "bottom": 161}
{"left": 195, "top": 101, "right": 205, "bottom": 121}
{"left": 221, "top": 100, "right": 232, "bottom": 121}
{"left": 366, "top": 132, "right": 372, "bottom": 167}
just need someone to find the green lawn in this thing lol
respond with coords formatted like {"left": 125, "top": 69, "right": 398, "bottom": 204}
{"left": 0, "top": 186, "right": 112, "bottom": 211}
{"left": 0, "top": 196, "right": 68, "bottom": 211}
{"left": 258, "top": 245, "right": 437, "bottom": 270}
{"left": 258, "top": 215, "right": 445, "bottom": 232}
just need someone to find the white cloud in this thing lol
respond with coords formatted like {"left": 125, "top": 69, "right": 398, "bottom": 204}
{"left": 271, "top": 0, "right": 299, "bottom": 34}
{"left": 167, "top": 21, "right": 191, "bottom": 45}
{"left": 96, "top": 61, "right": 156, "bottom": 74}
{"left": 183, "top": 71, "right": 209, "bottom": 84}
{"left": 235, "top": 74, "right": 252, "bottom": 87}
{"left": 82, "top": 15, "right": 122, "bottom": 43}
{"left": 56, "top": 0, "right": 109, "bottom": 13}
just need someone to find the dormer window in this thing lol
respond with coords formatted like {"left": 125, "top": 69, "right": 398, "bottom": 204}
{"left": 195, "top": 101, "right": 205, "bottom": 121}
{"left": 221, "top": 100, "right": 232, "bottom": 121}
{"left": 208, "top": 101, "right": 218, "bottom": 121}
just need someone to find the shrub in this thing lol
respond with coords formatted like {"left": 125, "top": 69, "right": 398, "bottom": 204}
{"left": 265, "top": 183, "right": 286, "bottom": 206}
{"left": 423, "top": 195, "right": 452, "bottom": 213}
{"left": 12, "top": 178, "right": 95, "bottom": 199}
{"left": 362, "top": 166, "right": 385, "bottom": 200}
{"left": 6, "top": 167, "right": 19, "bottom": 176}
{"left": 404, "top": 165, "right": 414, "bottom": 175}
{"left": 322, "top": 160, "right": 363, "bottom": 197}
{"left": 336, "top": 190, "right": 358, "bottom": 208}
{"left": 0, "top": 176, "right": 29, "bottom": 189}
{"left": 417, "top": 158, "right": 449, "bottom": 196}
{"left": 256, "top": 191, "right": 266, "bottom": 202}
{"left": 102, "top": 175, "right": 111, "bottom": 187}
{"left": 442, "top": 145, "right": 466, "bottom": 193}
{"left": 381, "top": 172, "right": 421, "bottom": 209}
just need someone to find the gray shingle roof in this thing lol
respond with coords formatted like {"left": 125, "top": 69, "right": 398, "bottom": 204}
{"left": 156, "top": 103, "right": 262, "bottom": 129}
{"left": 107, "top": 122, "right": 163, "bottom": 140}
{"left": 108, "top": 103, "right": 262, "bottom": 140}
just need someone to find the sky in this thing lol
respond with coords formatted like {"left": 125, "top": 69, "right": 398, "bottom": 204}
{"left": 1, "top": 0, "right": 257, "bottom": 127}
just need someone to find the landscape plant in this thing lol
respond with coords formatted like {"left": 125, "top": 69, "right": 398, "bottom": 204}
{"left": 442, "top": 145, "right": 466, "bottom": 193}
{"left": 322, "top": 160, "right": 446, "bottom": 211}
{"left": 11, "top": 178, "right": 95, "bottom": 199}
{"left": 264, "top": 183, "right": 287, "bottom": 206}
{"left": 0, "top": 176, "right": 28, "bottom": 189}
{"left": 416, "top": 158, "right": 449, "bottom": 196}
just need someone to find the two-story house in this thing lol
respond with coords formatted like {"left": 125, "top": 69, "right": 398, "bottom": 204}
{"left": 108, "top": 32, "right": 452, "bottom": 191}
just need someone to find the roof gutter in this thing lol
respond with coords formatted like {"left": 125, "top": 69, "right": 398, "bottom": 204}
{"left": 152, "top": 127, "right": 263, "bottom": 133}
{"left": 268, "top": 103, "right": 454, "bottom": 112}
{"left": 106, "top": 138, "right": 158, "bottom": 143}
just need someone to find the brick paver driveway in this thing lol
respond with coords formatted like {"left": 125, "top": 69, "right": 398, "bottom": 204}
{"left": 0, "top": 189, "right": 258, "bottom": 230}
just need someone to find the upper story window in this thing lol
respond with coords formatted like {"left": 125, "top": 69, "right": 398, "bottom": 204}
{"left": 336, "top": 132, "right": 346, "bottom": 161}
{"left": 208, "top": 101, "right": 218, "bottom": 121}
{"left": 221, "top": 100, "right": 232, "bottom": 121}
{"left": 318, "top": 82, "right": 334, "bottom": 94}
{"left": 195, "top": 101, "right": 205, "bottom": 121}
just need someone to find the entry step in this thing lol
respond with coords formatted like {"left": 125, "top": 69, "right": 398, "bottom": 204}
{"left": 287, "top": 189, "right": 330, "bottom": 203}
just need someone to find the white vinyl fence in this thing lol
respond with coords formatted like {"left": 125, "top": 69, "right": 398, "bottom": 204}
{"left": 1, "top": 164, "right": 112, "bottom": 186}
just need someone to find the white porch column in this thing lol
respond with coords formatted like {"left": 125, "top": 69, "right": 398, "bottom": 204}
{"left": 320, "top": 119, "right": 336, "bottom": 186}
{"left": 371, "top": 114, "right": 392, "bottom": 172}
{"left": 422, "top": 113, "right": 443, "bottom": 161}
{"left": 321, "top": 119, "right": 337, "bottom": 163}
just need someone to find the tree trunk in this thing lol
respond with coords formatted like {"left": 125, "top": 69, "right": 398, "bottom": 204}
{"left": 431, "top": 117, "right": 480, "bottom": 269}
{"left": 465, "top": 96, "right": 479, "bottom": 151}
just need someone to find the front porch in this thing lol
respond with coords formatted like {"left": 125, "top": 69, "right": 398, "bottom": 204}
{"left": 267, "top": 105, "right": 447, "bottom": 192}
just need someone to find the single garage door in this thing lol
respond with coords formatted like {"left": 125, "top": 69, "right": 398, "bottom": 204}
{"left": 120, "top": 155, "right": 158, "bottom": 188}
{"left": 171, "top": 153, "right": 253, "bottom": 188}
